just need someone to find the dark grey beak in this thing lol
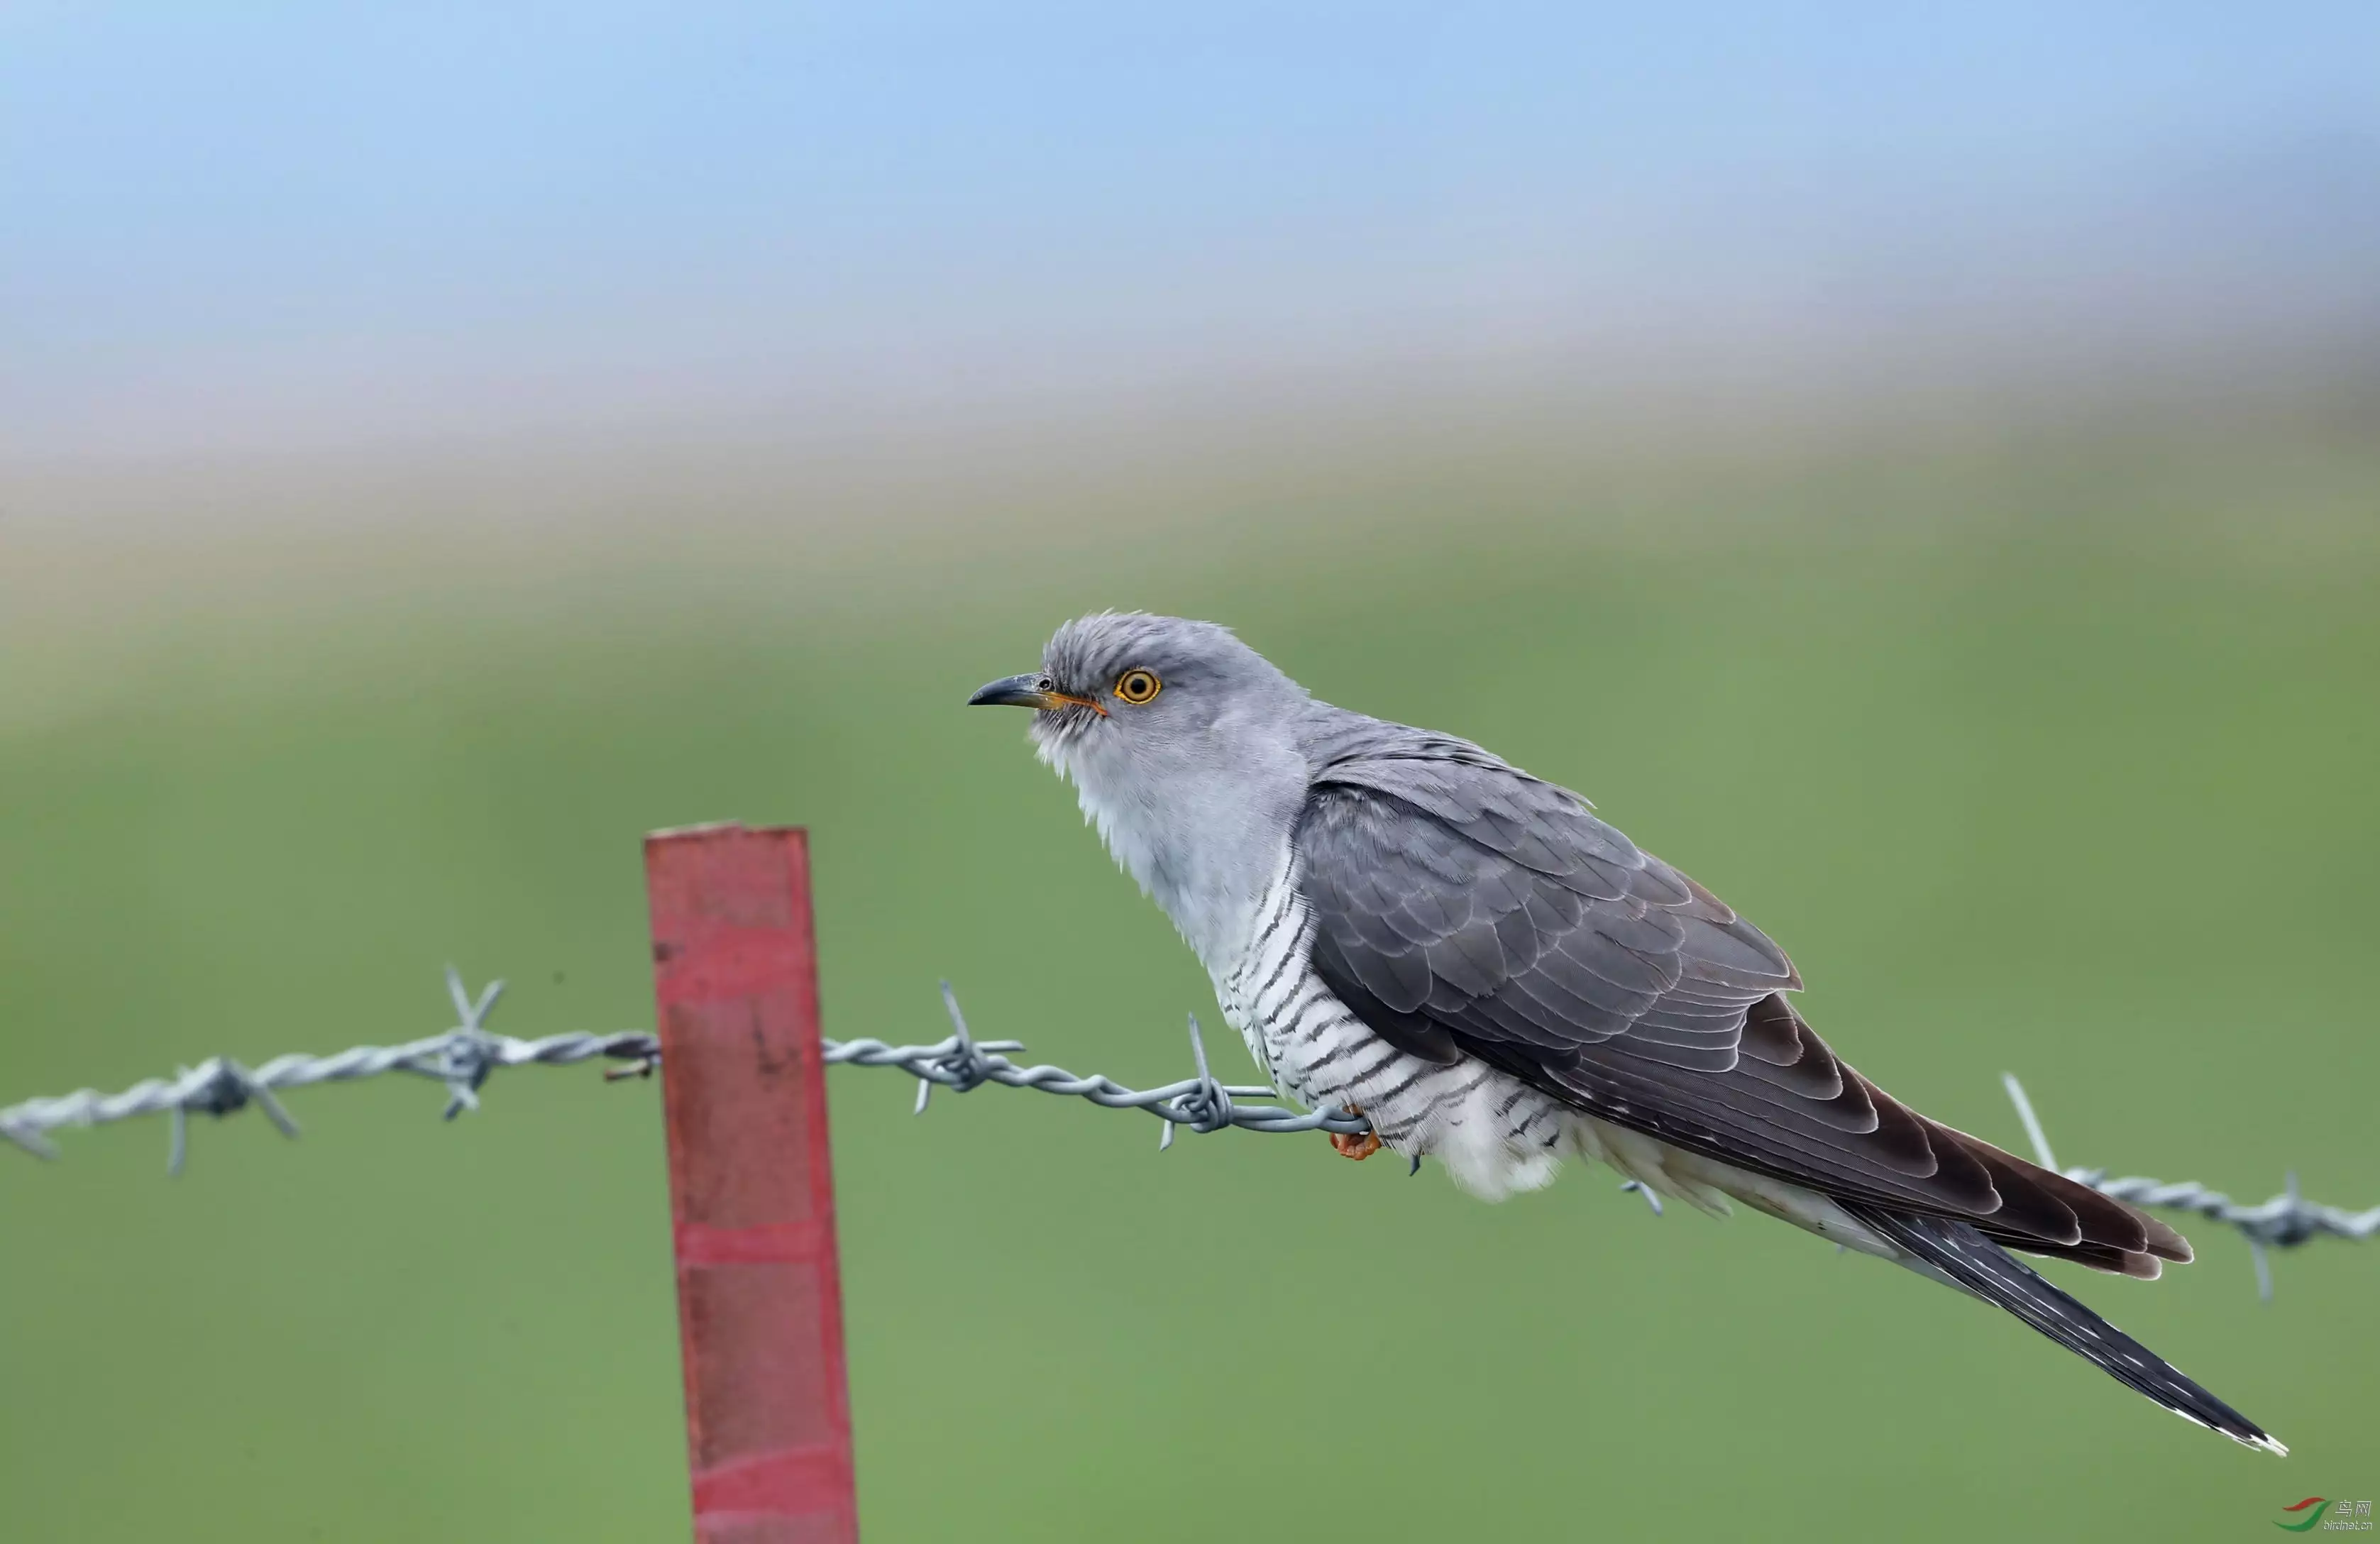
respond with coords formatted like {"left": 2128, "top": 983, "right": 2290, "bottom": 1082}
{"left": 969, "top": 673, "right": 1054, "bottom": 708}
{"left": 968, "top": 673, "right": 1106, "bottom": 715}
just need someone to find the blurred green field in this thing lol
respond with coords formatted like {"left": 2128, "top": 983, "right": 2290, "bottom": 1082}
{"left": 3, "top": 412, "right": 2376, "bottom": 1541}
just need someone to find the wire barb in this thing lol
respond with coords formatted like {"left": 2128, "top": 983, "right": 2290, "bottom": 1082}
{"left": 437, "top": 966, "right": 506, "bottom": 1120}
{"left": 1999, "top": 1070, "right": 2059, "bottom": 1172}
{"left": 917, "top": 981, "right": 997, "bottom": 1114}
{"left": 0, "top": 1115, "right": 60, "bottom": 1162}
{"left": 166, "top": 1059, "right": 299, "bottom": 1176}
{"left": 1158, "top": 1014, "right": 1234, "bottom": 1150}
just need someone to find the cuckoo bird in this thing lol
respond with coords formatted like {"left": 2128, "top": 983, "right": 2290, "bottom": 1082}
{"left": 971, "top": 611, "right": 2281, "bottom": 1452}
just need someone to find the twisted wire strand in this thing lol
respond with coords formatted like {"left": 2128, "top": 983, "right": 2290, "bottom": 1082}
{"left": 1998, "top": 1072, "right": 2379, "bottom": 1299}
{"left": 1, "top": 971, "right": 2367, "bottom": 1298}
{"left": 0, "top": 971, "right": 1360, "bottom": 1171}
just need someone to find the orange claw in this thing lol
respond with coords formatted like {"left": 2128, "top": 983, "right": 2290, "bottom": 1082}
{"left": 1329, "top": 1110, "right": 1382, "bottom": 1161}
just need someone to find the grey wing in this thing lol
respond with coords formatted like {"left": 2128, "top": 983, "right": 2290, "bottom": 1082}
{"left": 1294, "top": 761, "right": 2188, "bottom": 1275}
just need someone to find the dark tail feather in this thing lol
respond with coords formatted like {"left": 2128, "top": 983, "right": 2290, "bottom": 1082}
{"left": 1846, "top": 1204, "right": 2285, "bottom": 1455}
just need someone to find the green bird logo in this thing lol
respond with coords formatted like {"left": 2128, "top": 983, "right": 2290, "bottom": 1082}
{"left": 2276, "top": 1499, "right": 2331, "bottom": 1532}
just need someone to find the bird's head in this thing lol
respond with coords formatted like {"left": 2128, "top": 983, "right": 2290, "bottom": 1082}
{"left": 969, "top": 610, "right": 1304, "bottom": 766}
{"left": 969, "top": 613, "right": 1313, "bottom": 928}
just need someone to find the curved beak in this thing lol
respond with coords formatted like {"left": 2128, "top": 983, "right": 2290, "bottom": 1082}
{"left": 967, "top": 673, "right": 1106, "bottom": 715}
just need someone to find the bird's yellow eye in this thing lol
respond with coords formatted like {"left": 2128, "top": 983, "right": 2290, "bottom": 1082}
{"left": 1114, "top": 668, "right": 1161, "bottom": 705}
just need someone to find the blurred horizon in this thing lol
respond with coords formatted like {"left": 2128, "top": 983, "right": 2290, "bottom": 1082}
{"left": 8, "top": 3, "right": 2379, "bottom": 468}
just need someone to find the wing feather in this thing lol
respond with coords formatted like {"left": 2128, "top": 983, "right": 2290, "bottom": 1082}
{"left": 1293, "top": 766, "right": 2185, "bottom": 1273}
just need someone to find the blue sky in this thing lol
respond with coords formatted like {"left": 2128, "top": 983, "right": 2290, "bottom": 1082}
{"left": 6, "top": 4, "right": 2378, "bottom": 458}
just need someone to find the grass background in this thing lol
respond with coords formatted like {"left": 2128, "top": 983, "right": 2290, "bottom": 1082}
{"left": 3, "top": 406, "right": 2376, "bottom": 1540}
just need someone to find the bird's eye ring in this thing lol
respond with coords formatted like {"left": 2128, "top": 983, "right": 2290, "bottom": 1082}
{"left": 1114, "top": 669, "right": 1161, "bottom": 705}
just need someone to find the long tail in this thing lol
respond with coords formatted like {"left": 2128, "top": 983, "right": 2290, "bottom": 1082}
{"left": 1845, "top": 1203, "right": 2286, "bottom": 1454}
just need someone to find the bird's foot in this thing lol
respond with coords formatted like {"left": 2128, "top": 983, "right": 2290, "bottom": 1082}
{"left": 1329, "top": 1111, "right": 1382, "bottom": 1162}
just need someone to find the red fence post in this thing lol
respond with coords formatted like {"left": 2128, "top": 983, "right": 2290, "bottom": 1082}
{"left": 645, "top": 822, "right": 859, "bottom": 1544}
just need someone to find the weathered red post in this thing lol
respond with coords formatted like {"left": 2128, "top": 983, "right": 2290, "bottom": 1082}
{"left": 644, "top": 822, "right": 858, "bottom": 1544}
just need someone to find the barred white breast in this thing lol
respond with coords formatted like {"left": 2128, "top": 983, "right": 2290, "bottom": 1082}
{"left": 1214, "top": 850, "right": 1577, "bottom": 1201}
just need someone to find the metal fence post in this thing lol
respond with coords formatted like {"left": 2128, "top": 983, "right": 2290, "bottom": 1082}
{"left": 645, "top": 822, "right": 858, "bottom": 1544}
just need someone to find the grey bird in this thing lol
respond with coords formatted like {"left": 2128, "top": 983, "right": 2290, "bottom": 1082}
{"left": 971, "top": 612, "right": 2286, "bottom": 1452}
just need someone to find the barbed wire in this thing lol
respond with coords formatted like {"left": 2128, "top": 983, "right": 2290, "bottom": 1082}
{"left": 0, "top": 970, "right": 1358, "bottom": 1175}
{"left": 4, "top": 969, "right": 2371, "bottom": 1298}
{"left": 1998, "top": 1073, "right": 2377, "bottom": 1300}
{"left": 0, "top": 971, "right": 654, "bottom": 1174}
